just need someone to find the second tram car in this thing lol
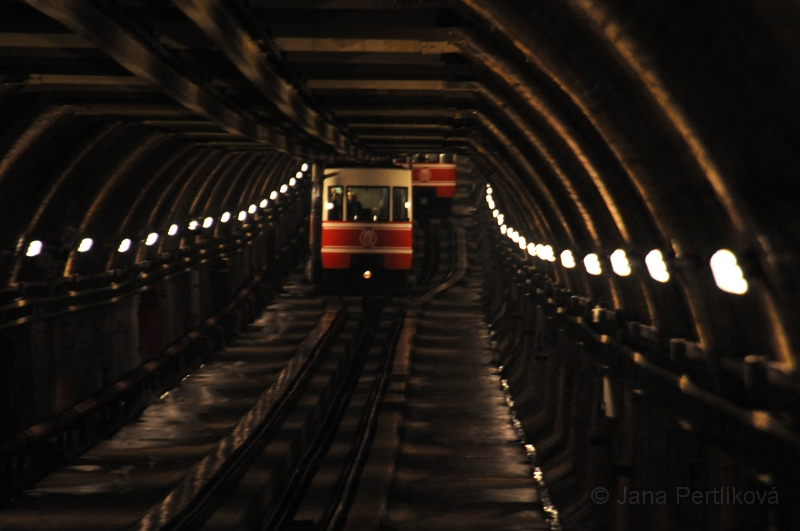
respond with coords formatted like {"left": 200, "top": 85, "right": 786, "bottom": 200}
{"left": 321, "top": 167, "right": 413, "bottom": 288}
{"left": 394, "top": 154, "right": 457, "bottom": 216}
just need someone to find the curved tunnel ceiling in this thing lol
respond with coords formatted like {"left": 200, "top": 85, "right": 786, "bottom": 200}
{"left": 2, "top": 0, "right": 800, "bottom": 374}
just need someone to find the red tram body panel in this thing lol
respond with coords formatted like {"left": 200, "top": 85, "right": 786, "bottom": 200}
{"left": 411, "top": 162, "right": 457, "bottom": 198}
{"left": 321, "top": 168, "right": 413, "bottom": 273}
{"left": 321, "top": 222, "right": 412, "bottom": 270}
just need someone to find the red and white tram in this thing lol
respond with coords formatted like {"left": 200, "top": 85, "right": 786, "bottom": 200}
{"left": 412, "top": 161, "right": 457, "bottom": 200}
{"left": 394, "top": 154, "right": 457, "bottom": 216}
{"left": 321, "top": 167, "right": 413, "bottom": 285}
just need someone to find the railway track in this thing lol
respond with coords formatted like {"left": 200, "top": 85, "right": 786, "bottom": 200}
{"left": 0, "top": 218, "right": 463, "bottom": 531}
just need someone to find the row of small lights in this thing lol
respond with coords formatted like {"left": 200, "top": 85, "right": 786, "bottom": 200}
{"left": 24, "top": 166, "right": 308, "bottom": 259}
{"left": 485, "top": 184, "right": 749, "bottom": 295}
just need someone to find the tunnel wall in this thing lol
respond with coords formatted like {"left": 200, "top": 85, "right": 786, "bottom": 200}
{"left": 0, "top": 181, "right": 310, "bottom": 503}
{"left": 468, "top": 162, "right": 795, "bottom": 530}
{"left": 0, "top": 107, "right": 311, "bottom": 435}
{"left": 453, "top": 0, "right": 800, "bottom": 375}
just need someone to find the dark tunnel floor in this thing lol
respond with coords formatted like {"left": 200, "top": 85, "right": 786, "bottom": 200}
{"left": 0, "top": 276, "right": 326, "bottom": 531}
{"left": 339, "top": 172, "right": 551, "bottom": 530}
{"left": 381, "top": 252, "right": 549, "bottom": 530}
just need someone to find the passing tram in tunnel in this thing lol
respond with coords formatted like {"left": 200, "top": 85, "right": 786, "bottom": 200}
{"left": 394, "top": 154, "right": 457, "bottom": 217}
{"left": 320, "top": 167, "right": 413, "bottom": 290}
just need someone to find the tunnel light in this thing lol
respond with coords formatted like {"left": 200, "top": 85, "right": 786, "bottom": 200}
{"left": 518, "top": 236, "right": 527, "bottom": 251}
{"left": 26, "top": 240, "right": 43, "bottom": 257}
{"left": 301, "top": 163, "right": 309, "bottom": 172}
{"left": 500, "top": 224, "right": 507, "bottom": 235}
{"left": 248, "top": 204, "right": 257, "bottom": 214}
{"left": 295, "top": 171, "right": 303, "bottom": 179}
{"left": 363, "top": 270, "right": 372, "bottom": 280}
{"left": 710, "top": 249, "right": 748, "bottom": 295}
{"left": 486, "top": 187, "right": 493, "bottom": 195}
{"left": 258, "top": 199, "right": 267, "bottom": 209}
{"left": 289, "top": 177, "right": 297, "bottom": 187}
{"left": 220, "top": 212, "right": 231, "bottom": 223}
{"left": 645, "top": 249, "right": 670, "bottom": 283}
{"left": 202, "top": 217, "right": 213, "bottom": 229}
{"left": 497, "top": 214, "right": 504, "bottom": 226}
{"left": 280, "top": 184, "right": 289, "bottom": 194}
{"left": 610, "top": 249, "right": 632, "bottom": 276}
{"left": 492, "top": 209, "right": 499, "bottom": 218}
{"left": 168, "top": 224, "right": 179, "bottom": 236}
{"left": 118, "top": 238, "right": 132, "bottom": 253}
{"left": 270, "top": 191, "right": 279, "bottom": 200}
{"left": 510, "top": 230, "right": 519, "bottom": 243}
{"left": 188, "top": 220, "right": 199, "bottom": 231}
{"left": 145, "top": 233, "right": 159, "bottom": 246}
{"left": 326, "top": 202, "right": 334, "bottom": 210}
{"left": 527, "top": 243, "right": 537, "bottom": 256}
{"left": 561, "top": 250, "right": 576, "bottom": 268}
{"left": 485, "top": 194, "right": 493, "bottom": 204}
{"left": 238, "top": 210, "right": 247, "bottom": 221}
{"left": 77, "top": 238, "right": 93, "bottom": 253}
{"left": 584, "top": 253, "right": 602, "bottom": 275}
{"left": 535, "top": 244, "right": 554, "bottom": 262}
{"left": 487, "top": 199, "right": 496, "bottom": 210}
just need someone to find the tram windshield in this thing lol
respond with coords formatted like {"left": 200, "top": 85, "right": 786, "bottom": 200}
{"left": 346, "top": 186, "right": 389, "bottom": 222}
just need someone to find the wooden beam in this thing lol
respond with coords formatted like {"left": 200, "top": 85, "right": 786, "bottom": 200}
{"left": 0, "top": 32, "right": 94, "bottom": 48}
{"left": 274, "top": 37, "right": 458, "bottom": 54}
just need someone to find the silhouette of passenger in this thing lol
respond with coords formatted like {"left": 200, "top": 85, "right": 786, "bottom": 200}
{"left": 347, "top": 191, "right": 362, "bottom": 220}
{"left": 328, "top": 190, "right": 343, "bottom": 220}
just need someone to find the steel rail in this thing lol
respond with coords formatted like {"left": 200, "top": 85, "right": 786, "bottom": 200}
{"left": 134, "top": 299, "right": 348, "bottom": 531}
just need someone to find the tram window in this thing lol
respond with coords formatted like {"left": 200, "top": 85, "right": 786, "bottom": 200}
{"left": 346, "top": 186, "right": 389, "bottom": 222}
{"left": 327, "top": 186, "right": 343, "bottom": 220}
{"left": 392, "top": 187, "right": 409, "bottom": 221}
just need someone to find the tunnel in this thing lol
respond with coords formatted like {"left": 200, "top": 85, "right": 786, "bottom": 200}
{"left": 1, "top": 0, "right": 799, "bottom": 529}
